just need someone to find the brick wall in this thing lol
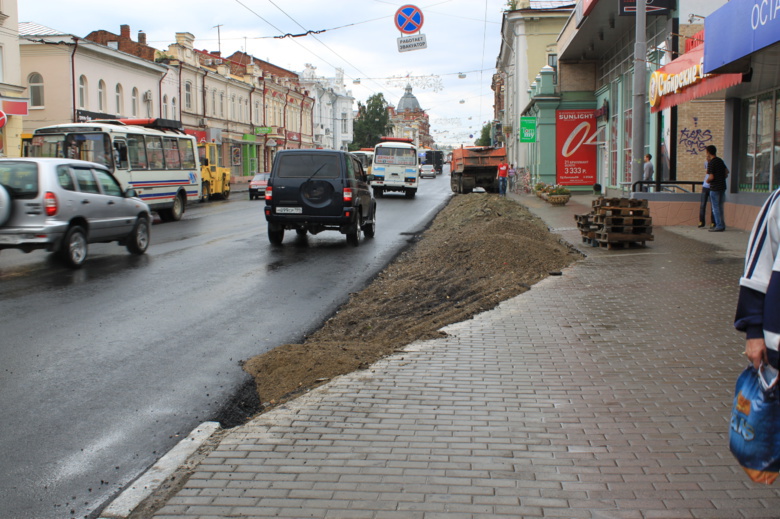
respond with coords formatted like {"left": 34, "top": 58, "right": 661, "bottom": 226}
{"left": 85, "top": 29, "right": 156, "bottom": 61}
{"left": 559, "top": 62, "right": 596, "bottom": 93}
{"left": 675, "top": 100, "right": 725, "bottom": 183}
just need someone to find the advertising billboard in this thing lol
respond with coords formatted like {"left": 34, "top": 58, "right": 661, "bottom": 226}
{"left": 556, "top": 110, "right": 597, "bottom": 186}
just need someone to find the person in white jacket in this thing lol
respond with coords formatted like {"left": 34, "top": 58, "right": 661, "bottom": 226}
{"left": 735, "top": 189, "right": 780, "bottom": 369}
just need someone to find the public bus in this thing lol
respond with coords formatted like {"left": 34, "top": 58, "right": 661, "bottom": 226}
{"left": 27, "top": 118, "right": 201, "bottom": 221}
{"left": 371, "top": 137, "right": 418, "bottom": 198}
{"left": 351, "top": 149, "right": 374, "bottom": 176}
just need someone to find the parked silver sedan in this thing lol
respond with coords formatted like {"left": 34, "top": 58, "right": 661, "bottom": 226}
{"left": 0, "top": 158, "right": 152, "bottom": 268}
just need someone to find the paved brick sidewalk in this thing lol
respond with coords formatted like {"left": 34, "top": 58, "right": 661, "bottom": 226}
{"left": 151, "top": 194, "right": 780, "bottom": 519}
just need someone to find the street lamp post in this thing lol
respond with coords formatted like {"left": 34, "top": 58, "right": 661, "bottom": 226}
{"left": 631, "top": 0, "right": 647, "bottom": 189}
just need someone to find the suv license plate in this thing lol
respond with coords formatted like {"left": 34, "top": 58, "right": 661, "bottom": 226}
{"left": 276, "top": 207, "right": 302, "bottom": 214}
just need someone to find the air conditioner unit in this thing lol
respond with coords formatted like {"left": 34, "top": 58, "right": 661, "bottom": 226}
{"left": 204, "top": 59, "right": 213, "bottom": 66}
{"left": 214, "top": 59, "right": 223, "bottom": 65}
{"left": 143, "top": 91, "right": 153, "bottom": 102}
{"left": 198, "top": 118, "right": 207, "bottom": 126}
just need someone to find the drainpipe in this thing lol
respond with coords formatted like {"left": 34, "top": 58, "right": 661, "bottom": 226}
{"left": 178, "top": 61, "right": 183, "bottom": 122}
{"left": 70, "top": 37, "right": 79, "bottom": 122}
{"left": 261, "top": 81, "right": 267, "bottom": 170}
{"left": 201, "top": 68, "right": 208, "bottom": 125}
{"left": 158, "top": 67, "right": 168, "bottom": 119}
{"left": 283, "top": 86, "right": 289, "bottom": 149}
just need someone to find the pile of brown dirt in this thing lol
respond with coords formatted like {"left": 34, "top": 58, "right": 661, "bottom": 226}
{"left": 243, "top": 194, "right": 581, "bottom": 406}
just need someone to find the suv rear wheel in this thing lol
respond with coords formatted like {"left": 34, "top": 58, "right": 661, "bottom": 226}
{"left": 59, "top": 225, "right": 88, "bottom": 269}
{"left": 268, "top": 224, "right": 284, "bottom": 245}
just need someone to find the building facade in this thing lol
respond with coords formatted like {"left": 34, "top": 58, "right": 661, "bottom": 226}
{"left": 388, "top": 85, "right": 433, "bottom": 149}
{"left": 20, "top": 22, "right": 172, "bottom": 148}
{"left": 300, "top": 65, "right": 354, "bottom": 151}
{"left": 0, "top": 0, "right": 27, "bottom": 158}
{"left": 494, "top": 1, "right": 575, "bottom": 170}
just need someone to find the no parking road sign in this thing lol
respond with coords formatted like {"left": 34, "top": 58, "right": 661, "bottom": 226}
{"left": 395, "top": 5, "right": 424, "bottom": 34}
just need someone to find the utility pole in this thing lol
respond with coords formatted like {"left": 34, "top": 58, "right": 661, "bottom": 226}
{"left": 213, "top": 24, "right": 223, "bottom": 55}
{"left": 631, "top": 0, "right": 647, "bottom": 189}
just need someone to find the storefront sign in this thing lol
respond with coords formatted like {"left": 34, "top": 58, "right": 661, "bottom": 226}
{"left": 184, "top": 129, "right": 208, "bottom": 143}
{"left": 519, "top": 117, "right": 536, "bottom": 143}
{"left": 255, "top": 126, "right": 273, "bottom": 135}
{"left": 704, "top": 0, "right": 780, "bottom": 74}
{"left": 650, "top": 43, "right": 743, "bottom": 113}
{"left": 619, "top": 0, "right": 674, "bottom": 16}
{"left": 1, "top": 99, "right": 29, "bottom": 116}
{"left": 556, "top": 110, "right": 597, "bottom": 186}
{"left": 231, "top": 146, "right": 241, "bottom": 166}
{"left": 286, "top": 131, "right": 301, "bottom": 142}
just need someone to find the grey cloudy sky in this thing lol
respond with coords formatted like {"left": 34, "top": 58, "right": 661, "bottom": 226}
{"left": 21, "top": 0, "right": 508, "bottom": 146}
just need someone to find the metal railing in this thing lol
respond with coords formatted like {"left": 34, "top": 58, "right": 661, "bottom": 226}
{"left": 621, "top": 180, "right": 704, "bottom": 195}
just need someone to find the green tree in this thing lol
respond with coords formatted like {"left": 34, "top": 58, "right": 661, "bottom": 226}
{"left": 350, "top": 93, "right": 392, "bottom": 151}
{"left": 474, "top": 122, "right": 492, "bottom": 146}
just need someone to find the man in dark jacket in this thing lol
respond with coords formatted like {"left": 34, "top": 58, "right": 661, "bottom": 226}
{"left": 706, "top": 145, "right": 728, "bottom": 232}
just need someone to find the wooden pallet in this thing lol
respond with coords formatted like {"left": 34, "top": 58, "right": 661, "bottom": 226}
{"left": 593, "top": 197, "right": 648, "bottom": 209}
{"left": 593, "top": 215, "right": 652, "bottom": 226}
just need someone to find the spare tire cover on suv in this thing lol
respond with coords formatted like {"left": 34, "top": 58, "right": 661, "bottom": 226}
{"left": 301, "top": 180, "right": 336, "bottom": 208}
{"left": 0, "top": 184, "right": 11, "bottom": 227}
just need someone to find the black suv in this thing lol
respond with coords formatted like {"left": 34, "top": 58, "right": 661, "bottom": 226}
{"left": 264, "top": 149, "right": 377, "bottom": 245}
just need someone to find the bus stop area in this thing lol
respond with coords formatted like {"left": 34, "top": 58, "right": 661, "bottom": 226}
{"left": 111, "top": 193, "right": 780, "bottom": 519}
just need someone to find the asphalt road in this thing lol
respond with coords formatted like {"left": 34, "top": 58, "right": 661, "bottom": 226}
{"left": 0, "top": 173, "right": 452, "bottom": 519}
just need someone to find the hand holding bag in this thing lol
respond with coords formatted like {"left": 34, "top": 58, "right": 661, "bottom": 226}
{"left": 730, "top": 364, "right": 780, "bottom": 484}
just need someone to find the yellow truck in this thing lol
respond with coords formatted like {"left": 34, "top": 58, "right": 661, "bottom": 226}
{"left": 198, "top": 142, "right": 231, "bottom": 201}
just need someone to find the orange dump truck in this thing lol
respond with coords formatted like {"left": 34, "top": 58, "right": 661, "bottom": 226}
{"left": 449, "top": 146, "right": 506, "bottom": 194}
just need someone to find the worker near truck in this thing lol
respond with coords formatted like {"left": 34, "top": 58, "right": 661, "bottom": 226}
{"left": 497, "top": 160, "right": 509, "bottom": 196}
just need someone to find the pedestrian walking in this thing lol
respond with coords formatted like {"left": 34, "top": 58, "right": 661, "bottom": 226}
{"left": 497, "top": 160, "right": 509, "bottom": 196}
{"left": 699, "top": 159, "right": 715, "bottom": 228}
{"left": 642, "top": 154, "right": 654, "bottom": 192}
{"left": 734, "top": 188, "right": 780, "bottom": 370}
{"left": 706, "top": 145, "right": 729, "bottom": 232}
{"left": 508, "top": 163, "right": 516, "bottom": 193}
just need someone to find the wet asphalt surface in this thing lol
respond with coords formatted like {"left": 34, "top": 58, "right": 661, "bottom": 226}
{"left": 0, "top": 175, "right": 452, "bottom": 519}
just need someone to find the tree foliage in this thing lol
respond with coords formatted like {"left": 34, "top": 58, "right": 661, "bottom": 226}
{"left": 350, "top": 93, "right": 393, "bottom": 151}
{"left": 474, "top": 122, "right": 492, "bottom": 146}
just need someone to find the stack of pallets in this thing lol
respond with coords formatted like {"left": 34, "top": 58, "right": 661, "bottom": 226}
{"left": 575, "top": 197, "right": 654, "bottom": 249}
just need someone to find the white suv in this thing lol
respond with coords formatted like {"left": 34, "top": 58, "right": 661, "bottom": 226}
{"left": 0, "top": 158, "right": 152, "bottom": 268}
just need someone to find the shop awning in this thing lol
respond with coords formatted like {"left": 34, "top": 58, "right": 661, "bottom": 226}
{"left": 649, "top": 44, "right": 743, "bottom": 113}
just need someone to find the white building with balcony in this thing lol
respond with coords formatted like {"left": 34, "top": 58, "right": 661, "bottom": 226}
{"left": 300, "top": 65, "right": 353, "bottom": 150}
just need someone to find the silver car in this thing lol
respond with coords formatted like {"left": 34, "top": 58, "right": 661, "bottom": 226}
{"left": 0, "top": 158, "right": 151, "bottom": 268}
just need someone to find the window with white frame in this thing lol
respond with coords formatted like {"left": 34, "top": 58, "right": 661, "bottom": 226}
{"left": 185, "top": 81, "right": 193, "bottom": 110}
{"left": 98, "top": 80, "right": 106, "bottom": 112}
{"left": 29, "top": 73, "right": 45, "bottom": 107}
{"left": 115, "top": 83, "right": 123, "bottom": 114}
{"left": 79, "top": 75, "right": 88, "bottom": 109}
{"left": 163, "top": 95, "right": 169, "bottom": 119}
{"left": 131, "top": 87, "right": 138, "bottom": 116}
{"left": 171, "top": 97, "right": 177, "bottom": 119}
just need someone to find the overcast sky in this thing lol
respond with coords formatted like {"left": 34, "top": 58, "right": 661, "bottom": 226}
{"left": 20, "top": 0, "right": 508, "bottom": 146}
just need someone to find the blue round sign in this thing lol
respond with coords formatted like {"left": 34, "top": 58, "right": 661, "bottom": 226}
{"left": 395, "top": 5, "right": 424, "bottom": 34}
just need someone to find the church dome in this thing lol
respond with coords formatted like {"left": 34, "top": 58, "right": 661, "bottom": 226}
{"left": 397, "top": 84, "right": 421, "bottom": 112}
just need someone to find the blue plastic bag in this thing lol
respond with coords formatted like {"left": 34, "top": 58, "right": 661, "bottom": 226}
{"left": 730, "top": 364, "right": 780, "bottom": 484}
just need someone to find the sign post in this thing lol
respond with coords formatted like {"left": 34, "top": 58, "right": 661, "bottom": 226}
{"left": 395, "top": 5, "right": 427, "bottom": 53}
{"left": 519, "top": 117, "right": 536, "bottom": 143}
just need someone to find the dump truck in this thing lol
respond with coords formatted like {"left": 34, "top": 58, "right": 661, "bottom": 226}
{"left": 198, "top": 142, "right": 231, "bottom": 201}
{"left": 450, "top": 146, "right": 506, "bottom": 194}
{"left": 423, "top": 150, "right": 444, "bottom": 174}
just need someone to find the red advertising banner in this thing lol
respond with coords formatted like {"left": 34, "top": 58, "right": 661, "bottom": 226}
{"left": 556, "top": 110, "right": 597, "bottom": 186}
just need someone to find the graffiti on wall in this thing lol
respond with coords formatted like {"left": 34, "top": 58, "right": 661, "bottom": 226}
{"left": 679, "top": 117, "right": 713, "bottom": 155}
